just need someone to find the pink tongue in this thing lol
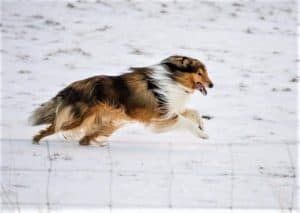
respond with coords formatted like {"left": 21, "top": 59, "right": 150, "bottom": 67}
{"left": 196, "top": 83, "right": 207, "bottom": 95}
{"left": 195, "top": 83, "right": 202, "bottom": 90}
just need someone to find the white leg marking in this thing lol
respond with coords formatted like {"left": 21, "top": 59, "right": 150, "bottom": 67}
{"left": 90, "top": 136, "right": 108, "bottom": 147}
{"left": 175, "top": 115, "right": 208, "bottom": 139}
{"left": 150, "top": 114, "right": 209, "bottom": 139}
{"left": 181, "top": 109, "right": 205, "bottom": 130}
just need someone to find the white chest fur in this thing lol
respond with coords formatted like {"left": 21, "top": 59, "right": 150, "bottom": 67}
{"left": 149, "top": 65, "right": 191, "bottom": 115}
{"left": 166, "top": 84, "right": 191, "bottom": 114}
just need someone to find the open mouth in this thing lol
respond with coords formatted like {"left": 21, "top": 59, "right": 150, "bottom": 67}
{"left": 195, "top": 82, "right": 207, "bottom": 95}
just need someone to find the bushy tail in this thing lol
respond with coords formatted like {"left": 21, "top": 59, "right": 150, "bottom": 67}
{"left": 29, "top": 97, "right": 59, "bottom": 126}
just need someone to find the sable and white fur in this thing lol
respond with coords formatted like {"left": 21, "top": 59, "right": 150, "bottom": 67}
{"left": 29, "top": 55, "right": 214, "bottom": 146}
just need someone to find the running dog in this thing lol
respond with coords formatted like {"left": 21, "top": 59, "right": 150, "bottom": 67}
{"left": 30, "top": 55, "right": 213, "bottom": 146}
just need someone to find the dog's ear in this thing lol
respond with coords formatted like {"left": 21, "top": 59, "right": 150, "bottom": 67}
{"left": 161, "top": 55, "right": 198, "bottom": 73}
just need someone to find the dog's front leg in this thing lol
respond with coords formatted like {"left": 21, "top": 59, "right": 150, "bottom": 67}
{"left": 150, "top": 114, "right": 208, "bottom": 139}
{"left": 181, "top": 108, "right": 204, "bottom": 130}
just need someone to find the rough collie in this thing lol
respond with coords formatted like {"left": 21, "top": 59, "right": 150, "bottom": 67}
{"left": 30, "top": 55, "right": 213, "bottom": 146}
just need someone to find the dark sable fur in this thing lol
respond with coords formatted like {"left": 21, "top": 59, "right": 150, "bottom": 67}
{"left": 55, "top": 75, "right": 131, "bottom": 107}
{"left": 161, "top": 55, "right": 205, "bottom": 73}
{"left": 130, "top": 67, "right": 167, "bottom": 114}
{"left": 111, "top": 76, "right": 131, "bottom": 107}
{"left": 163, "top": 62, "right": 194, "bottom": 73}
{"left": 57, "top": 87, "right": 84, "bottom": 104}
{"left": 56, "top": 76, "right": 132, "bottom": 112}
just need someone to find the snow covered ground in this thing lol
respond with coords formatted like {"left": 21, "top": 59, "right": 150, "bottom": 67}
{"left": 0, "top": 0, "right": 298, "bottom": 211}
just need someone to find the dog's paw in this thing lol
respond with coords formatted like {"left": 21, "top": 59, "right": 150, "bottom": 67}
{"left": 32, "top": 140, "right": 40, "bottom": 145}
{"left": 90, "top": 136, "right": 108, "bottom": 147}
{"left": 196, "top": 131, "right": 209, "bottom": 139}
{"left": 32, "top": 136, "right": 40, "bottom": 144}
{"left": 200, "top": 133, "right": 209, "bottom": 139}
{"left": 90, "top": 141, "right": 108, "bottom": 147}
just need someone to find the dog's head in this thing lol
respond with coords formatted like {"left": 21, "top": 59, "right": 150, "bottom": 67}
{"left": 161, "top": 55, "right": 213, "bottom": 95}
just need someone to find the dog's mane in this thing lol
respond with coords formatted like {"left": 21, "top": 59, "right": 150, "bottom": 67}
{"left": 135, "top": 65, "right": 192, "bottom": 118}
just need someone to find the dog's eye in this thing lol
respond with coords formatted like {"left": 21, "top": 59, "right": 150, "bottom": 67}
{"left": 197, "top": 72, "right": 202, "bottom": 76}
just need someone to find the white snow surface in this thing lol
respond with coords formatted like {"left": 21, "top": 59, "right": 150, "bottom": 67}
{"left": 0, "top": 0, "right": 298, "bottom": 211}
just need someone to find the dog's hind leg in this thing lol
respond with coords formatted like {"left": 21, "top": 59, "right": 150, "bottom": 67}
{"left": 60, "top": 118, "right": 84, "bottom": 131}
{"left": 78, "top": 104, "right": 128, "bottom": 146}
{"left": 58, "top": 105, "right": 91, "bottom": 131}
{"left": 33, "top": 123, "right": 55, "bottom": 144}
{"left": 79, "top": 124, "right": 120, "bottom": 146}
{"left": 79, "top": 131, "right": 102, "bottom": 146}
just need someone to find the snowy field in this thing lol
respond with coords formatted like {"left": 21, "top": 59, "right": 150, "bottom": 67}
{"left": 0, "top": 0, "right": 298, "bottom": 211}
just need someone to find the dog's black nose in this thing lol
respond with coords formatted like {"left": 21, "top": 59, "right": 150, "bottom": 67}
{"left": 208, "top": 83, "right": 214, "bottom": 88}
